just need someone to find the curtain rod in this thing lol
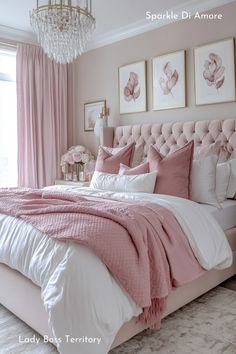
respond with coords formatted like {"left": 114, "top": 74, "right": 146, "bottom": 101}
{"left": 0, "top": 38, "right": 39, "bottom": 49}
{"left": 0, "top": 39, "right": 17, "bottom": 48}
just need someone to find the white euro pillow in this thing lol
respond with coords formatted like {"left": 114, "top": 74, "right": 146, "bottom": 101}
{"left": 191, "top": 155, "right": 220, "bottom": 207}
{"left": 90, "top": 171, "right": 157, "bottom": 193}
{"left": 216, "top": 162, "right": 231, "bottom": 203}
{"left": 227, "top": 159, "right": 236, "bottom": 198}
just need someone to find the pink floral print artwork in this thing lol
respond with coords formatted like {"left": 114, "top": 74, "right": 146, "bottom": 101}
{"left": 124, "top": 72, "right": 141, "bottom": 102}
{"left": 159, "top": 62, "right": 179, "bottom": 96}
{"left": 203, "top": 53, "right": 225, "bottom": 89}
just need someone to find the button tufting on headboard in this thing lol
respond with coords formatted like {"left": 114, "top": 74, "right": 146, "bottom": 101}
{"left": 102, "top": 119, "right": 236, "bottom": 159}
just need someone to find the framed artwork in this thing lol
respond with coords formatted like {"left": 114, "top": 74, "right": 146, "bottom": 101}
{"left": 194, "top": 38, "right": 235, "bottom": 105}
{"left": 152, "top": 50, "right": 186, "bottom": 111}
{"left": 84, "top": 100, "right": 106, "bottom": 132}
{"left": 119, "top": 60, "right": 147, "bottom": 114}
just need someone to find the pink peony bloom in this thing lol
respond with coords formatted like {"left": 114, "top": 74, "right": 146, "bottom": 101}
{"left": 65, "top": 153, "right": 74, "bottom": 165}
{"left": 159, "top": 62, "right": 178, "bottom": 96}
{"left": 203, "top": 53, "right": 225, "bottom": 89}
{"left": 124, "top": 72, "right": 141, "bottom": 102}
{"left": 72, "top": 152, "right": 82, "bottom": 163}
{"left": 81, "top": 153, "right": 90, "bottom": 164}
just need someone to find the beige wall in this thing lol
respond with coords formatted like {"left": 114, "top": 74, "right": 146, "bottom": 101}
{"left": 73, "top": 2, "right": 236, "bottom": 155}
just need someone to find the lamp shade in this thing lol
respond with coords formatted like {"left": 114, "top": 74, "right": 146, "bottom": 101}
{"left": 94, "top": 117, "right": 107, "bottom": 137}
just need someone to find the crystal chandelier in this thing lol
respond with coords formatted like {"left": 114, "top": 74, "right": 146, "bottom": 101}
{"left": 30, "top": 0, "right": 96, "bottom": 64}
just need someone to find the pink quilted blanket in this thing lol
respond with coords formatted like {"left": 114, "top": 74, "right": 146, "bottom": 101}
{"left": 0, "top": 189, "right": 204, "bottom": 327}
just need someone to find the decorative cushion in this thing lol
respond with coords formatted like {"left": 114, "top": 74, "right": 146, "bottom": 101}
{"left": 226, "top": 159, "right": 236, "bottom": 199}
{"left": 191, "top": 156, "right": 220, "bottom": 207}
{"left": 90, "top": 171, "right": 157, "bottom": 193}
{"left": 147, "top": 141, "right": 194, "bottom": 199}
{"left": 95, "top": 143, "right": 134, "bottom": 174}
{"left": 216, "top": 162, "right": 231, "bottom": 203}
{"left": 119, "top": 162, "right": 149, "bottom": 176}
{"left": 103, "top": 143, "right": 144, "bottom": 167}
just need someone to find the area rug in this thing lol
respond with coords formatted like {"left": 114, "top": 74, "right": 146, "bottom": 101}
{"left": 0, "top": 286, "right": 236, "bottom": 354}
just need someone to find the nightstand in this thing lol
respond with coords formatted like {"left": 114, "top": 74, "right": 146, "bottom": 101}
{"left": 55, "top": 180, "right": 90, "bottom": 187}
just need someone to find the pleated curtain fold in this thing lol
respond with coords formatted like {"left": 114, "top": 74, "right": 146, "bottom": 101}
{"left": 16, "top": 44, "right": 73, "bottom": 188}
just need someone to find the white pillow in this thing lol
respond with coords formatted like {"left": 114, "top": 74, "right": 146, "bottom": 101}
{"left": 227, "top": 159, "right": 236, "bottom": 198}
{"left": 191, "top": 155, "right": 220, "bottom": 207}
{"left": 216, "top": 162, "right": 231, "bottom": 203}
{"left": 103, "top": 144, "right": 144, "bottom": 167}
{"left": 90, "top": 171, "right": 157, "bottom": 193}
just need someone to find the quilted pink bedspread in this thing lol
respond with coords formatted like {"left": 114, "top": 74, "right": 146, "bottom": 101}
{"left": 0, "top": 189, "right": 204, "bottom": 327}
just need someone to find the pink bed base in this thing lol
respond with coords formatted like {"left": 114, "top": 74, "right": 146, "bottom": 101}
{"left": 1, "top": 117, "right": 236, "bottom": 351}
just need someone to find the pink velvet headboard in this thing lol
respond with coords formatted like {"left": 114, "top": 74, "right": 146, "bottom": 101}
{"left": 101, "top": 118, "right": 236, "bottom": 158}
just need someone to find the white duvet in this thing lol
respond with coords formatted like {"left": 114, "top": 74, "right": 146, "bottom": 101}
{"left": 0, "top": 186, "right": 233, "bottom": 354}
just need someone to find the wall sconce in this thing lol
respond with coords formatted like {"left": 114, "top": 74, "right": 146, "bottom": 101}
{"left": 94, "top": 106, "right": 110, "bottom": 137}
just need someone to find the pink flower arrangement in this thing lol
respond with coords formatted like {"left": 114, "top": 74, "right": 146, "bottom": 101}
{"left": 124, "top": 72, "right": 141, "bottom": 102}
{"left": 61, "top": 145, "right": 94, "bottom": 168}
{"left": 203, "top": 53, "right": 225, "bottom": 89}
{"left": 159, "top": 62, "right": 178, "bottom": 96}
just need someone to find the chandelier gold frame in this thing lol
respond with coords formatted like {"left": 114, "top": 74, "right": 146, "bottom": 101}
{"left": 34, "top": 0, "right": 95, "bottom": 22}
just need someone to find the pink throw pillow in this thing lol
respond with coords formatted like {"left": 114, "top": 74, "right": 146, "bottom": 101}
{"left": 148, "top": 141, "right": 194, "bottom": 199}
{"left": 119, "top": 162, "right": 149, "bottom": 175}
{"left": 103, "top": 143, "right": 144, "bottom": 167}
{"left": 95, "top": 143, "right": 134, "bottom": 174}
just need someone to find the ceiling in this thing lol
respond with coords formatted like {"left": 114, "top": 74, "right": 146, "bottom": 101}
{"left": 0, "top": 0, "right": 234, "bottom": 50}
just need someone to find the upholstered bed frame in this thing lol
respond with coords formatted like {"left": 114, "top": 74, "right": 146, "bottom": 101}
{"left": 0, "top": 118, "right": 236, "bottom": 351}
{"left": 101, "top": 118, "right": 236, "bottom": 158}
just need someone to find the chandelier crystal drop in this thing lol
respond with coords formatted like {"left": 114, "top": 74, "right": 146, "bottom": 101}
{"left": 30, "top": 0, "right": 96, "bottom": 64}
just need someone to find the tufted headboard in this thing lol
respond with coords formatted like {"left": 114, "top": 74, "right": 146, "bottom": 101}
{"left": 101, "top": 118, "right": 236, "bottom": 158}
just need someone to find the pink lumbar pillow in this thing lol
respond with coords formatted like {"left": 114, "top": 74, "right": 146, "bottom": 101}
{"left": 119, "top": 162, "right": 149, "bottom": 176}
{"left": 95, "top": 143, "right": 134, "bottom": 174}
{"left": 148, "top": 141, "right": 194, "bottom": 199}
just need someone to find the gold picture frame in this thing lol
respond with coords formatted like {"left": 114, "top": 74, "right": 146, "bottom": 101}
{"left": 84, "top": 100, "right": 106, "bottom": 132}
{"left": 194, "top": 38, "right": 236, "bottom": 106}
{"left": 118, "top": 60, "right": 147, "bottom": 114}
{"left": 152, "top": 50, "right": 186, "bottom": 111}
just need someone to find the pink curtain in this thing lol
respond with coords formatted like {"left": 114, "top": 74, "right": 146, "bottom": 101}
{"left": 16, "top": 44, "right": 73, "bottom": 188}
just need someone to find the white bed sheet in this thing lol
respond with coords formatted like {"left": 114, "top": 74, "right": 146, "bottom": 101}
{"left": 201, "top": 200, "right": 236, "bottom": 231}
{"left": 0, "top": 187, "right": 233, "bottom": 354}
{"left": 0, "top": 213, "right": 141, "bottom": 354}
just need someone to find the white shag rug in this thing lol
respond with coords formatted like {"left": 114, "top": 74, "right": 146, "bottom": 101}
{"left": 0, "top": 287, "right": 236, "bottom": 354}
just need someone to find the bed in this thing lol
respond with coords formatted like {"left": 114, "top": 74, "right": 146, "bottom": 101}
{"left": 0, "top": 117, "right": 236, "bottom": 353}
